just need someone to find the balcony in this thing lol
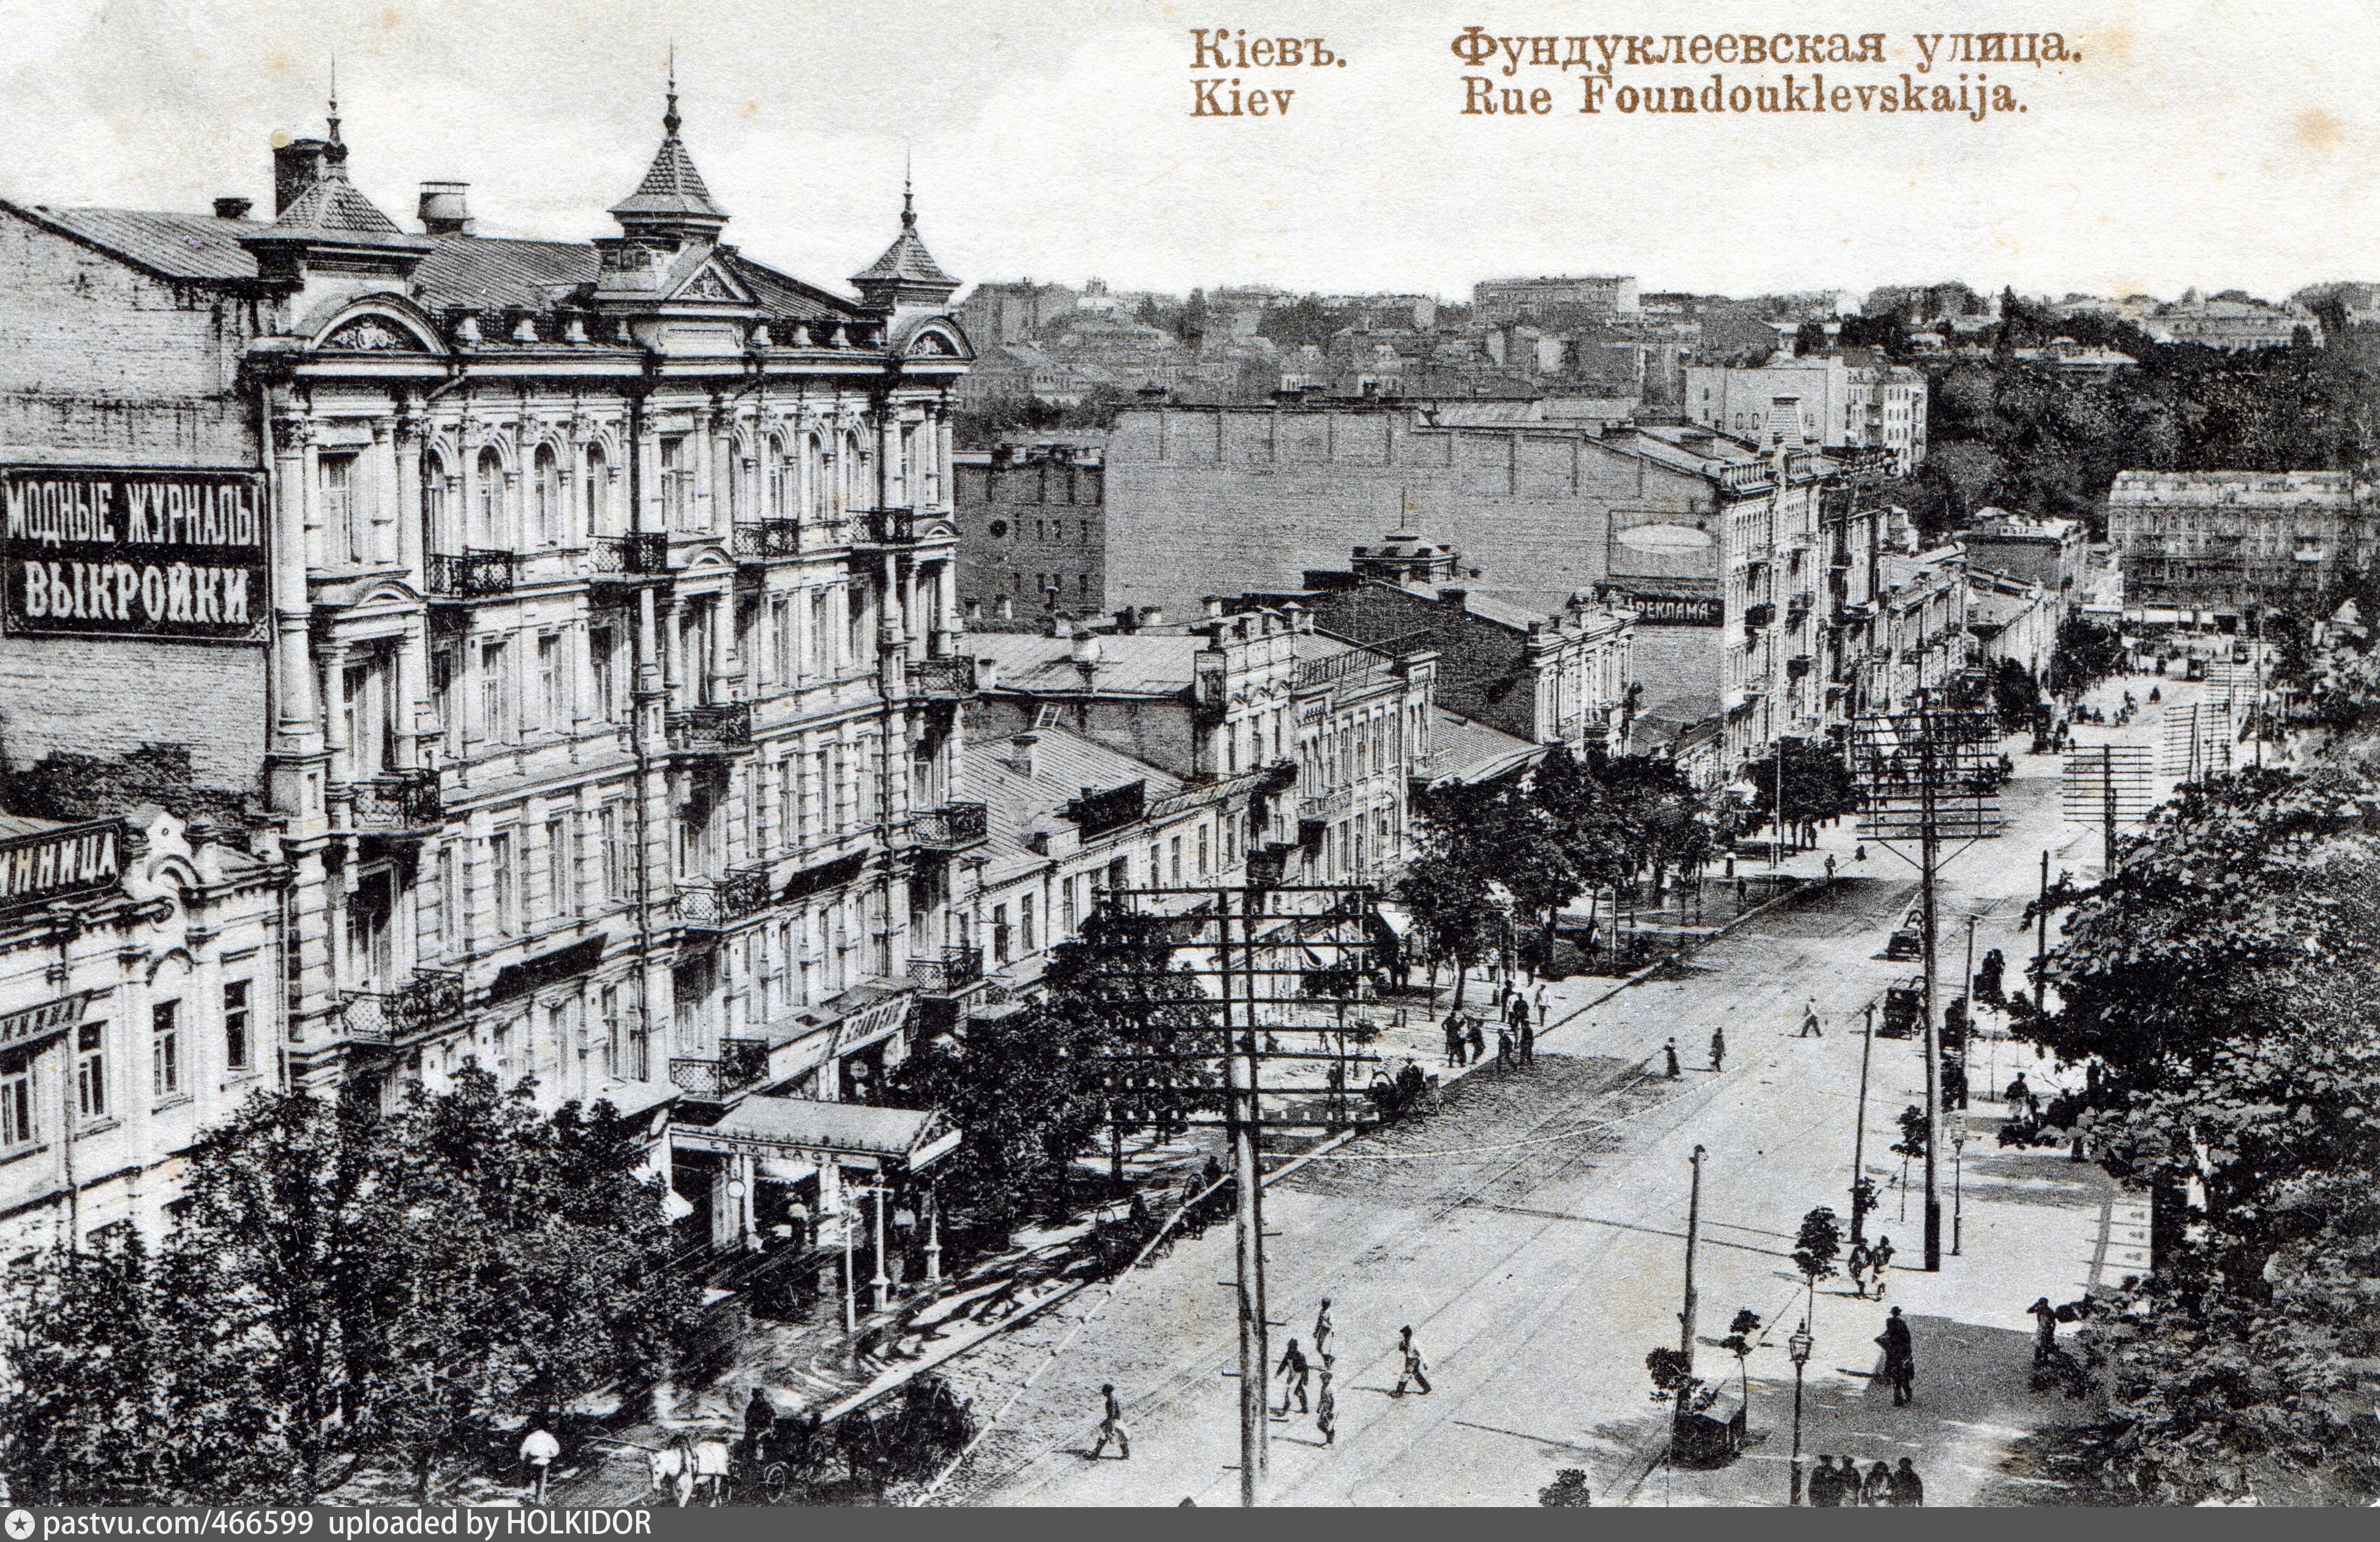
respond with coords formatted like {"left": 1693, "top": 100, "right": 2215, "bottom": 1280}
{"left": 426, "top": 550, "right": 518, "bottom": 600}
{"left": 730, "top": 520, "right": 801, "bottom": 562}
{"left": 669, "top": 1038, "right": 770, "bottom": 1102}
{"left": 907, "top": 656, "right": 978, "bottom": 701}
{"left": 909, "top": 945, "right": 984, "bottom": 997}
{"left": 339, "top": 968, "right": 466, "bottom": 1045}
{"left": 676, "top": 863, "right": 773, "bottom": 930}
{"left": 342, "top": 768, "right": 441, "bottom": 834}
{"left": 1744, "top": 602, "right": 1776, "bottom": 632}
{"left": 908, "top": 802, "right": 989, "bottom": 851}
{"left": 1830, "top": 547, "right": 1853, "bottom": 570}
{"left": 1786, "top": 593, "right": 1815, "bottom": 624}
{"left": 590, "top": 532, "right": 669, "bottom": 576}
{"left": 665, "top": 700, "right": 753, "bottom": 756}
{"left": 854, "top": 507, "right": 921, "bottom": 545}
{"left": 1787, "top": 653, "right": 1815, "bottom": 679}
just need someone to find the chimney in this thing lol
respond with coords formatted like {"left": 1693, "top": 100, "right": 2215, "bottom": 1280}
{"left": 1009, "top": 732, "right": 1041, "bottom": 780}
{"left": 963, "top": 598, "right": 983, "bottom": 624}
{"left": 1438, "top": 586, "right": 1469, "bottom": 611}
{"left": 1071, "top": 625, "right": 1102, "bottom": 666}
{"left": 1113, "top": 607, "right": 1137, "bottom": 633}
{"left": 418, "top": 181, "right": 473, "bottom": 236}
{"left": 1138, "top": 605, "right": 1164, "bottom": 629}
{"left": 272, "top": 137, "right": 334, "bottom": 215}
{"left": 1040, "top": 610, "right": 1065, "bottom": 637}
{"left": 1283, "top": 601, "right": 1310, "bottom": 634}
{"left": 1202, "top": 596, "right": 1225, "bottom": 619}
{"left": 212, "top": 196, "right": 253, "bottom": 222}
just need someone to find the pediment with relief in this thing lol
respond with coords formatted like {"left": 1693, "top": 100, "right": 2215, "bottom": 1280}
{"left": 671, "top": 260, "right": 755, "bottom": 305}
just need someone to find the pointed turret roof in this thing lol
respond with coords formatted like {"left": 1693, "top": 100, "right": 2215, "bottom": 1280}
{"left": 609, "top": 73, "right": 728, "bottom": 238}
{"left": 242, "top": 80, "right": 428, "bottom": 279}
{"left": 850, "top": 181, "right": 958, "bottom": 313}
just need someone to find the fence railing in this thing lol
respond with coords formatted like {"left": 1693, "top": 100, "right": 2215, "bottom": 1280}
{"left": 909, "top": 803, "right": 988, "bottom": 850}
{"left": 590, "top": 532, "right": 669, "bottom": 575}
{"left": 907, "top": 656, "right": 978, "bottom": 698}
{"left": 426, "top": 550, "right": 518, "bottom": 599}
{"left": 666, "top": 701, "right": 753, "bottom": 754}
{"left": 677, "top": 863, "right": 773, "bottom": 929}
{"left": 343, "top": 769, "right": 441, "bottom": 832}
{"left": 339, "top": 968, "right": 465, "bottom": 1044}
{"left": 730, "top": 520, "right": 802, "bottom": 560}
{"left": 909, "top": 945, "right": 983, "bottom": 996}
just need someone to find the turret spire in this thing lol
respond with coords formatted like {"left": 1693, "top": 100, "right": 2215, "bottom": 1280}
{"left": 326, "top": 54, "right": 346, "bottom": 161}
{"left": 664, "top": 44, "right": 681, "bottom": 138}
{"left": 608, "top": 54, "right": 729, "bottom": 241}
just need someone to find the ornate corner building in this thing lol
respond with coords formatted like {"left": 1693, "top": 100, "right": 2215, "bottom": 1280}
{"left": 0, "top": 80, "right": 977, "bottom": 1249}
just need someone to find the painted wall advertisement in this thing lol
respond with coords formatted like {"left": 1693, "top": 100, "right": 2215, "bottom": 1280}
{"left": 2, "top": 466, "right": 267, "bottom": 642}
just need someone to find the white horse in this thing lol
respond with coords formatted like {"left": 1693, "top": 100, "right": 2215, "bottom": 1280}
{"left": 647, "top": 1433, "right": 733, "bottom": 1506}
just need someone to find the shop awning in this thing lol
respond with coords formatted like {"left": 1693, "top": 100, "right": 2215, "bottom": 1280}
{"left": 677, "top": 1096, "right": 958, "bottom": 1173}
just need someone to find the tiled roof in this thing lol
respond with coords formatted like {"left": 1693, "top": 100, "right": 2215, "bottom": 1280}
{"left": 853, "top": 225, "right": 955, "bottom": 288}
{"left": 972, "top": 632, "right": 1203, "bottom": 696}
{"left": 270, "top": 171, "right": 407, "bottom": 236}
{"left": 7, "top": 203, "right": 261, "bottom": 281}
{"left": 610, "top": 134, "right": 726, "bottom": 220}
{"left": 413, "top": 235, "right": 597, "bottom": 311}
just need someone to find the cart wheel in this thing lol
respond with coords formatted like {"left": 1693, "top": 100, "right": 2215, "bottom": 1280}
{"left": 759, "top": 1461, "right": 792, "bottom": 1503}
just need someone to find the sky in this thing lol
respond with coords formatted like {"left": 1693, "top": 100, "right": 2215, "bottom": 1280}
{"left": 0, "top": 0, "right": 2374, "bottom": 306}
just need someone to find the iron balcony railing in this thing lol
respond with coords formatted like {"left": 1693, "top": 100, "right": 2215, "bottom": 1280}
{"left": 675, "top": 864, "right": 773, "bottom": 930}
{"left": 907, "top": 656, "right": 978, "bottom": 700}
{"left": 908, "top": 802, "right": 988, "bottom": 851}
{"left": 339, "top": 968, "right": 465, "bottom": 1044}
{"left": 665, "top": 701, "right": 753, "bottom": 754}
{"left": 669, "top": 1038, "right": 771, "bottom": 1101}
{"left": 343, "top": 768, "right": 441, "bottom": 833}
{"left": 425, "top": 550, "right": 517, "bottom": 599}
{"left": 730, "top": 520, "right": 801, "bottom": 561}
{"left": 855, "top": 507, "right": 920, "bottom": 545}
{"left": 1744, "top": 602, "right": 1776, "bottom": 632}
{"left": 909, "top": 945, "right": 983, "bottom": 997}
{"left": 590, "top": 532, "right": 669, "bottom": 575}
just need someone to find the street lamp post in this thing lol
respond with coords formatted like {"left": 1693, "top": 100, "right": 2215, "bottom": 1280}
{"left": 1788, "top": 1320, "right": 1814, "bottom": 1505}
{"left": 1951, "top": 1120, "right": 1967, "bottom": 1257}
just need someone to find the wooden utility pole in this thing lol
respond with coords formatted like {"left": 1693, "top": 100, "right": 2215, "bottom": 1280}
{"left": 1850, "top": 1001, "right": 1875, "bottom": 1244}
{"left": 2035, "top": 849, "right": 2049, "bottom": 991}
{"left": 1224, "top": 889, "right": 1268, "bottom": 1505}
{"left": 1681, "top": 1144, "right": 1706, "bottom": 1366}
{"left": 1918, "top": 730, "right": 1943, "bottom": 1273}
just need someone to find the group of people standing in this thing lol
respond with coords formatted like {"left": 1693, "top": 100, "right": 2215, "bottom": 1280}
{"left": 1444, "top": 981, "right": 1545, "bottom": 1072}
{"left": 1809, "top": 1454, "right": 1924, "bottom": 1505}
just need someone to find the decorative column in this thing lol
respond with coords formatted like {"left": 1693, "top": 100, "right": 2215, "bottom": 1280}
{"left": 455, "top": 414, "right": 480, "bottom": 549}
{"left": 369, "top": 419, "right": 398, "bottom": 567}
{"left": 299, "top": 419, "right": 325, "bottom": 572}
{"left": 935, "top": 557, "right": 961, "bottom": 659}
{"left": 708, "top": 593, "right": 735, "bottom": 701}
{"left": 321, "top": 637, "right": 354, "bottom": 788}
{"left": 393, "top": 411, "right": 424, "bottom": 577}
{"left": 934, "top": 410, "right": 955, "bottom": 512}
{"left": 395, "top": 613, "right": 429, "bottom": 771}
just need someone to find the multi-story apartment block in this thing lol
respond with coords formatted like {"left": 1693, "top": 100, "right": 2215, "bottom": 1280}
{"left": 1869, "top": 547, "right": 1974, "bottom": 712}
{"left": 2107, "top": 470, "right": 2373, "bottom": 616}
{"left": 1473, "top": 275, "right": 1640, "bottom": 324}
{"left": 1683, "top": 356, "right": 1929, "bottom": 474}
{"left": 954, "top": 443, "right": 1106, "bottom": 615}
{"left": 0, "top": 810, "right": 289, "bottom": 1251}
{"left": 0, "top": 83, "right": 977, "bottom": 1251}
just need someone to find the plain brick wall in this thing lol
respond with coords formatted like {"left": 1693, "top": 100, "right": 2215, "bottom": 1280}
{"left": 0, "top": 211, "right": 267, "bottom": 793}
{"left": 1105, "top": 406, "right": 1719, "bottom": 628}
{"left": 956, "top": 457, "right": 1105, "bottom": 613}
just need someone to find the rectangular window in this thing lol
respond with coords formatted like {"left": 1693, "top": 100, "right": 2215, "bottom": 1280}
{"left": 808, "top": 589, "right": 829, "bottom": 673}
{"left": 846, "top": 585, "right": 867, "bottom": 667}
{"left": 773, "top": 598, "right": 795, "bottom": 687}
{"left": 0, "top": 1050, "right": 31, "bottom": 1148}
{"left": 1198, "top": 823, "right": 1211, "bottom": 877}
{"left": 599, "top": 984, "right": 620, "bottom": 1081}
{"left": 491, "top": 831, "right": 517, "bottom": 937}
{"left": 992, "top": 904, "right": 1010, "bottom": 965}
{"left": 659, "top": 434, "right": 693, "bottom": 529}
{"left": 152, "top": 1001, "right": 181, "bottom": 1098}
{"left": 777, "top": 760, "right": 796, "bottom": 853}
{"left": 546, "top": 817, "right": 570, "bottom": 919}
{"left": 590, "top": 627, "right": 617, "bottom": 721}
{"left": 1061, "top": 875, "right": 1079, "bottom": 935}
{"left": 1020, "top": 893, "right": 1037, "bottom": 955}
{"left": 75, "top": 1022, "right": 105, "bottom": 1120}
{"left": 223, "top": 980, "right": 252, "bottom": 1072}
{"left": 430, "top": 643, "right": 460, "bottom": 758}
{"left": 599, "top": 803, "right": 624, "bottom": 905}
{"left": 536, "top": 634, "right": 563, "bottom": 732}
{"left": 1168, "top": 835, "right": 1183, "bottom": 886}
{"left": 477, "top": 638, "right": 508, "bottom": 742}
{"left": 321, "top": 451, "right": 360, "bottom": 566}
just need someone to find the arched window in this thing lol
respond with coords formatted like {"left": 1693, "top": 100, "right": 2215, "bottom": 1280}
{"left": 768, "top": 435, "right": 792, "bottom": 523}
{"left": 802, "top": 433, "right": 825, "bottom": 523}
{"left": 532, "top": 444, "right": 558, "bottom": 547}
{"left": 842, "top": 431, "right": 867, "bottom": 513}
{"left": 583, "top": 442, "right": 609, "bottom": 536}
{"left": 475, "top": 447, "right": 504, "bottom": 548}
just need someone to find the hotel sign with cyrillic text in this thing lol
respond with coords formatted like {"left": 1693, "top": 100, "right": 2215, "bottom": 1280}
{"left": 2, "top": 467, "right": 266, "bottom": 642}
{"left": 0, "top": 818, "right": 122, "bottom": 915}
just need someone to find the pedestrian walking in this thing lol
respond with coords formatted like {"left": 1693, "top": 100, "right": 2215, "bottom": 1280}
{"left": 1824, "top": 853, "right": 1837, "bottom": 885}
{"left": 1467, "top": 1019, "right": 1486, "bottom": 1065}
{"left": 1392, "top": 1326, "right": 1432, "bottom": 1396}
{"left": 1507, "top": 990, "right": 1530, "bottom": 1033}
{"left": 1313, "top": 1298, "right": 1334, "bottom": 1364}
{"left": 1315, "top": 1366, "right": 1337, "bottom": 1445}
{"left": 519, "top": 1423, "right": 561, "bottom": 1503}
{"left": 1862, "top": 1459, "right": 1893, "bottom": 1506}
{"left": 1519, "top": 1017, "right": 1535, "bottom": 1066}
{"left": 1092, "top": 1384, "right": 1132, "bottom": 1459}
{"left": 1890, "top": 1457, "right": 1924, "bottom": 1506}
{"left": 1663, "top": 1038, "right": 1681, "bottom": 1078}
{"left": 1868, "top": 1235, "right": 1894, "bottom": 1297}
{"left": 1444, "top": 1014, "right": 1465, "bottom": 1068}
{"left": 1533, "top": 981, "right": 1549, "bottom": 1029}
{"left": 1846, "top": 1240, "right": 1871, "bottom": 1300}
{"left": 1708, "top": 1025, "right": 1725, "bottom": 1072}
{"left": 1798, "top": 998, "right": 1822, "bottom": 1037}
{"left": 1496, "top": 1025, "right": 1514, "bottom": 1069}
{"left": 1275, "top": 1338, "right": 1312, "bottom": 1414}
{"left": 1879, "top": 1306, "right": 1916, "bottom": 1405}
{"left": 1808, "top": 1454, "right": 1843, "bottom": 1505}
{"left": 2031, "top": 1296, "right": 2058, "bottom": 1366}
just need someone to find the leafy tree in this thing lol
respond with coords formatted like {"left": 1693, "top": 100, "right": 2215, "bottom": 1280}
{"left": 1539, "top": 1469, "right": 1593, "bottom": 1505}
{"left": 1792, "top": 1207, "right": 1842, "bottom": 1293}
{"left": 1720, "top": 1308, "right": 1763, "bottom": 1405}
{"left": 1644, "top": 1346, "right": 1697, "bottom": 1404}
{"left": 1394, "top": 849, "right": 1507, "bottom": 1011}
{"left": 2, "top": 1234, "right": 171, "bottom": 1504}
{"left": 1744, "top": 737, "right": 1857, "bottom": 840}
{"left": 1892, "top": 1105, "right": 1929, "bottom": 1163}
{"left": 1792, "top": 320, "right": 1828, "bottom": 357}
{"left": 1040, "top": 908, "right": 1226, "bottom": 1179}
{"left": 2051, "top": 614, "right": 2128, "bottom": 697}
